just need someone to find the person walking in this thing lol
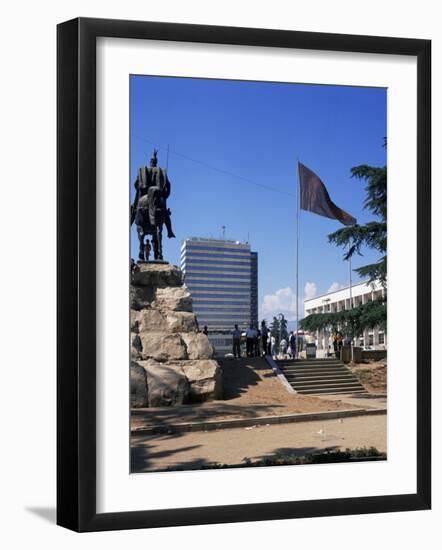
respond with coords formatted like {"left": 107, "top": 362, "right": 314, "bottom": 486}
{"left": 261, "top": 321, "right": 268, "bottom": 356}
{"left": 246, "top": 324, "right": 256, "bottom": 357}
{"left": 232, "top": 324, "right": 242, "bottom": 358}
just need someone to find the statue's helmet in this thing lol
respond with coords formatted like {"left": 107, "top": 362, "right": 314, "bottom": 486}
{"left": 150, "top": 149, "right": 158, "bottom": 167}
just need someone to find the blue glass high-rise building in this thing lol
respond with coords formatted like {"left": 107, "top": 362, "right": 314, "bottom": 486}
{"left": 180, "top": 238, "right": 258, "bottom": 340}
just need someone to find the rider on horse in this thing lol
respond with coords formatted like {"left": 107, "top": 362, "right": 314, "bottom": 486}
{"left": 131, "top": 150, "right": 175, "bottom": 261}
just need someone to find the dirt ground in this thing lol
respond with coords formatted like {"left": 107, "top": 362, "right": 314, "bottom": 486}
{"left": 131, "top": 414, "right": 387, "bottom": 472}
{"left": 131, "top": 358, "right": 364, "bottom": 430}
{"left": 218, "top": 357, "right": 361, "bottom": 413}
{"left": 349, "top": 360, "right": 387, "bottom": 393}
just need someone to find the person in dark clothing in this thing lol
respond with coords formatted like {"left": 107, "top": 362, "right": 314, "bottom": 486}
{"left": 202, "top": 325, "right": 208, "bottom": 336}
{"left": 333, "top": 335, "right": 339, "bottom": 358}
{"left": 232, "top": 324, "right": 241, "bottom": 358}
{"left": 254, "top": 329, "right": 261, "bottom": 357}
{"left": 289, "top": 331, "right": 297, "bottom": 359}
{"left": 261, "top": 321, "right": 268, "bottom": 356}
{"left": 337, "top": 334, "right": 343, "bottom": 353}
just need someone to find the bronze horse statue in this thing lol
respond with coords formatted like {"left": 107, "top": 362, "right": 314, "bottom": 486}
{"left": 130, "top": 150, "right": 175, "bottom": 261}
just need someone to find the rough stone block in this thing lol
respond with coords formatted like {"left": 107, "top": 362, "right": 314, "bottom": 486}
{"left": 181, "top": 332, "right": 214, "bottom": 360}
{"left": 130, "top": 285, "right": 155, "bottom": 310}
{"left": 181, "top": 360, "right": 223, "bottom": 401}
{"left": 137, "top": 308, "right": 168, "bottom": 332}
{"left": 140, "top": 359, "right": 190, "bottom": 406}
{"left": 132, "top": 263, "right": 183, "bottom": 287}
{"left": 165, "top": 311, "right": 198, "bottom": 333}
{"left": 139, "top": 332, "right": 187, "bottom": 362}
{"left": 130, "top": 361, "right": 149, "bottom": 407}
{"left": 154, "top": 285, "right": 193, "bottom": 312}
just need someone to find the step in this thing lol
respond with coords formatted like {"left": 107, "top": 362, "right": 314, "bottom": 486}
{"left": 291, "top": 379, "right": 361, "bottom": 388}
{"left": 279, "top": 365, "right": 349, "bottom": 370}
{"left": 282, "top": 368, "right": 349, "bottom": 376}
{"left": 294, "top": 386, "right": 367, "bottom": 395}
{"left": 291, "top": 380, "right": 364, "bottom": 389}
{"left": 276, "top": 363, "right": 346, "bottom": 369}
{"left": 280, "top": 361, "right": 345, "bottom": 367}
{"left": 299, "top": 388, "right": 368, "bottom": 395}
{"left": 284, "top": 375, "right": 356, "bottom": 384}
{"left": 286, "top": 374, "right": 355, "bottom": 381}
{"left": 275, "top": 361, "right": 344, "bottom": 367}
{"left": 284, "top": 365, "right": 345, "bottom": 370}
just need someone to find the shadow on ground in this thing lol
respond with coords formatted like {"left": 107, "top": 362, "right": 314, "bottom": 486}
{"left": 131, "top": 357, "right": 286, "bottom": 430}
{"left": 130, "top": 436, "right": 341, "bottom": 473}
{"left": 218, "top": 357, "right": 272, "bottom": 400}
{"left": 131, "top": 432, "right": 203, "bottom": 472}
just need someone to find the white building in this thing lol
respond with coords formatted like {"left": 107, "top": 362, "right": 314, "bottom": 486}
{"left": 304, "top": 280, "right": 386, "bottom": 352}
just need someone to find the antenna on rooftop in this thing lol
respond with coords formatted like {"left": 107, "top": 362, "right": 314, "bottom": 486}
{"left": 221, "top": 225, "right": 226, "bottom": 240}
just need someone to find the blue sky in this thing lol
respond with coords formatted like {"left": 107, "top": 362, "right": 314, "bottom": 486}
{"left": 130, "top": 75, "right": 386, "bottom": 322}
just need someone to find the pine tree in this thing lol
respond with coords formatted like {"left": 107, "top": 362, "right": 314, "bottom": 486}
{"left": 327, "top": 147, "right": 387, "bottom": 286}
{"left": 269, "top": 314, "right": 289, "bottom": 345}
{"left": 300, "top": 142, "right": 387, "bottom": 336}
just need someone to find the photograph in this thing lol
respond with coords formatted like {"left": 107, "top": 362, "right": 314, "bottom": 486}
{"left": 129, "top": 74, "right": 388, "bottom": 474}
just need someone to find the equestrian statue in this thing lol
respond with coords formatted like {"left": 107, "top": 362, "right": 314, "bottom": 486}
{"left": 130, "top": 149, "right": 176, "bottom": 261}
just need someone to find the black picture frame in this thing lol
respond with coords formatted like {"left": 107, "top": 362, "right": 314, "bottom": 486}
{"left": 57, "top": 17, "right": 431, "bottom": 532}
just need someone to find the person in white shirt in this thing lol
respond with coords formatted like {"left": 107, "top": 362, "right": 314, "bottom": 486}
{"left": 246, "top": 324, "right": 256, "bottom": 357}
{"left": 280, "top": 337, "right": 288, "bottom": 357}
{"left": 270, "top": 334, "right": 277, "bottom": 357}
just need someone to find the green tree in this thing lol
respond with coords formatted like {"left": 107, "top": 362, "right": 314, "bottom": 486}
{"left": 300, "top": 143, "right": 387, "bottom": 337}
{"left": 327, "top": 152, "right": 387, "bottom": 286}
{"left": 269, "top": 314, "right": 289, "bottom": 345}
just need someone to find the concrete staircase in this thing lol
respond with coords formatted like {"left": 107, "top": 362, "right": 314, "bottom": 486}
{"left": 275, "top": 358, "right": 367, "bottom": 396}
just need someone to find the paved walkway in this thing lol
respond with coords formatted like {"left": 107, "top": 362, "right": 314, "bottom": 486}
{"left": 131, "top": 414, "right": 387, "bottom": 472}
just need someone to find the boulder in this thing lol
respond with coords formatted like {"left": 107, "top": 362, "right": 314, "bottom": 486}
{"left": 181, "top": 360, "right": 223, "bottom": 401}
{"left": 137, "top": 308, "right": 168, "bottom": 332}
{"left": 139, "top": 332, "right": 187, "bottom": 362}
{"left": 165, "top": 311, "right": 198, "bottom": 333}
{"left": 130, "top": 361, "right": 148, "bottom": 407}
{"left": 132, "top": 263, "right": 182, "bottom": 287}
{"left": 181, "top": 332, "right": 214, "bottom": 360}
{"left": 129, "top": 263, "right": 223, "bottom": 407}
{"left": 130, "top": 284, "right": 155, "bottom": 310}
{"left": 140, "top": 359, "right": 190, "bottom": 406}
{"left": 154, "top": 285, "right": 193, "bottom": 312}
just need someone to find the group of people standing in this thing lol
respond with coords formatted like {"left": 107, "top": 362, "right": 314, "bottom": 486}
{"left": 232, "top": 321, "right": 297, "bottom": 359}
{"left": 277, "top": 331, "right": 298, "bottom": 359}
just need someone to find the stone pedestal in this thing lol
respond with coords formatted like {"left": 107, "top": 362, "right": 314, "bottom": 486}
{"left": 130, "top": 263, "right": 223, "bottom": 407}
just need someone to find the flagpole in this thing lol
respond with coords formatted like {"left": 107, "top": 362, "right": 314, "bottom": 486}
{"left": 348, "top": 242, "right": 354, "bottom": 360}
{"left": 296, "top": 159, "right": 300, "bottom": 360}
{"left": 349, "top": 243, "right": 353, "bottom": 309}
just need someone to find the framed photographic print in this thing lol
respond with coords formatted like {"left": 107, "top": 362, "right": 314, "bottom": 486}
{"left": 57, "top": 17, "right": 431, "bottom": 531}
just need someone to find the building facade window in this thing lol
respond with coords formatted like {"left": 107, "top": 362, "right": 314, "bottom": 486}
{"left": 181, "top": 238, "right": 258, "bottom": 340}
